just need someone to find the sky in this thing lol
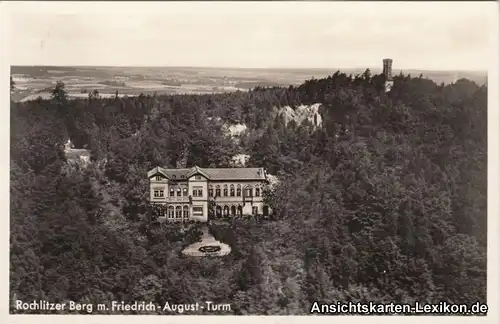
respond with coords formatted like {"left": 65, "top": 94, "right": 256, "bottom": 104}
{"left": 1, "top": 1, "right": 497, "bottom": 71}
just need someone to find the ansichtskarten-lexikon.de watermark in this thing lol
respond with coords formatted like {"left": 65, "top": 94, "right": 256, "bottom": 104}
{"left": 310, "top": 301, "right": 488, "bottom": 315}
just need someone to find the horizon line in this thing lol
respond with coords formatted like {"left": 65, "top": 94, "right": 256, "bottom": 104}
{"left": 9, "top": 64, "right": 488, "bottom": 74}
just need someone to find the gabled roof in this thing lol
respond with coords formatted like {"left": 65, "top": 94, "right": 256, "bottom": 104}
{"left": 186, "top": 166, "right": 211, "bottom": 179}
{"left": 147, "top": 166, "right": 170, "bottom": 179}
{"left": 147, "top": 166, "right": 267, "bottom": 181}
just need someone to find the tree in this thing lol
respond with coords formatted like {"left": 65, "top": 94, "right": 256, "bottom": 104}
{"left": 51, "top": 81, "right": 68, "bottom": 105}
{"left": 248, "top": 124, "right": 281, "bottom": 174}
{"left": 208, "top": 199, "right": 216, "bottom": 221}
{"left": 89, "top": 89, "right": 100, "bottom": 100}
{"left": 237, "top": 246, "right": 264, "bottom": 291}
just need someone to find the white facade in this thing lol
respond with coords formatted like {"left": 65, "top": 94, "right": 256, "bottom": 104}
{"left": 148, "top": 166, "right": 270, "bottom": 222}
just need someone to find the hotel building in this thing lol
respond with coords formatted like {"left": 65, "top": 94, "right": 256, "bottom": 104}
{"left": 148, "top": 166, "right": 270, "bottom": 222}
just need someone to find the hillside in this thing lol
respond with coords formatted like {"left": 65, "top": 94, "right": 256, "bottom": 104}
{"left": 10, "top": 70, "right": 487, "bottom": 314}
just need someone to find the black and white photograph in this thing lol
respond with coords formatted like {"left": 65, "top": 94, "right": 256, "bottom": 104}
{"left": 3, "top": 0, "right": 499, "bottom": 321}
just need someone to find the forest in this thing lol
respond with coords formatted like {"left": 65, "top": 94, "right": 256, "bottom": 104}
{"left": 10, "top": 69, "right": 487, "bottom": 315}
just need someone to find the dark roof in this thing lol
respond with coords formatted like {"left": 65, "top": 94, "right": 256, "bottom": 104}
{"left": 148, "top": 166, "right": 267, "bottom": 181}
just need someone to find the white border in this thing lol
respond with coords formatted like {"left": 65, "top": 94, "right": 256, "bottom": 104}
{"left": 1, "top": 1, "right": 498, "bottom": 324}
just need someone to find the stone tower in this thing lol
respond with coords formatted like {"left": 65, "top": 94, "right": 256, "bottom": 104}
{"left": 383, "top": 58, "right": 394, "bottom": 92}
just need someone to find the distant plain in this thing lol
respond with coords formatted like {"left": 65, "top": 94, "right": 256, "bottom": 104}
{"left": 10, "top": 65, "right": 487, "bottom": 102}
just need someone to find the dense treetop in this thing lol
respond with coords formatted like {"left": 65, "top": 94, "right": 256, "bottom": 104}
{"left": 10, "top": 70, "right": 487, "bottom": 314}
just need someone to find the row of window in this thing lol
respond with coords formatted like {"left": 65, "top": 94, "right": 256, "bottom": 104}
{"left": 169, "top": 187, "right": 189, "bottom": 197}
{"left": 165, "top": 186, "right": 202, "bottom": 197}
{"left": 209, "top": 187, "right": 260, "bottom": 198}
{"left": 153, "top": 187, "right": 192, "bottom": 198}
{"left": 215, "top": 205, "right": 259, "bottom": 215}
{"left": 153, "top": 186, "right": 261, "bottom": 198}
{"left": 154, "top": 203, "right": 264, "bottom": 218}
{"left": 156, "top": 205, "right": 204, "bottom": 219}
{"left": 156, "top": 205, "right": 189, "bottom": 219}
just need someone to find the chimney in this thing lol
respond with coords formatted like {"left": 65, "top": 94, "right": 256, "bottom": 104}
{"left": 383, "top": 58, "right": 393, "bottom": 81}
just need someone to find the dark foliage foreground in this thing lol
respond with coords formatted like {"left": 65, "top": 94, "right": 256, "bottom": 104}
{"left": 10, "top": 71, "right": 486, "bottom": 314}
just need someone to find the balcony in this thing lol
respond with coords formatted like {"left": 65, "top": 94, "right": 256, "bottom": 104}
{"left": 166, "top": 196, "right": 190, "bottom": 203}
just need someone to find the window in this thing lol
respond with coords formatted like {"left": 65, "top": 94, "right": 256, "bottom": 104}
{"left": 192, "top": 187, "right": 203, "bottom": 197}
{"left": 223, "top": 185, "right": 228, "bottom": 197}
{"left": 245, "top": 187, "right": 253, "bottom": 197}
{"left": 195, "top": 175, "right": 202, "bottom": 180}
{"left": 169, "top": 188, "right": 175, "bottom": 197}
{"left": 215, "top": 185, "right": 221, "bottom": 197}
{"left": 183, "top": 205, "right": 189, "bottom": 219}
{"left": 176, "top": 188, "right": 181, "bottom": 197}
{"left": 255, "top": 187, "right": 261, "bottom": 197}
{"left": 252, "top": 206, "right": 258, "bottom": 215}
{"left": 183, "top": 188, "right": 188, "bottom": 196}
{"left": 193, "top": 206, "right": 203, "bottom": 215}
{"left": 154, "top": 189, "right": 164, "bottom": 197}
{"left": 208, "top": 185, "right": 214, "bottom": 197}
{"left": 168, "top": 206, "right": 175, "bottom": 219}
{"left": 155, "top": 175, "right": 162, "bottom": 181}
{"left": 175, "top": 206, "right": 182, "bottom": 219}
{"left": 230, "top": 185, "right": 235, "bottom": 197}
{"left": 236, "top": 185, "right": 241, "bottom": 197}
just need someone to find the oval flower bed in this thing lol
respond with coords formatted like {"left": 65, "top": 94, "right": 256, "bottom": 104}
{"left": 198, "top": 246, "right": 221, "bottom": 253}
{"left": 182, "top": 227, "right": 231, "bottom": 257}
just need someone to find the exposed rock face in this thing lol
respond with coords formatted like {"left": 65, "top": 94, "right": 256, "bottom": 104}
{"left": 223, "top": 123, "right": 247, "bottom": 138}
{"left": 277, "top": 103, "right": 323, "bottom": 128}
{"left": 231, "top": 154, "right": 250, "bottom": 167}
